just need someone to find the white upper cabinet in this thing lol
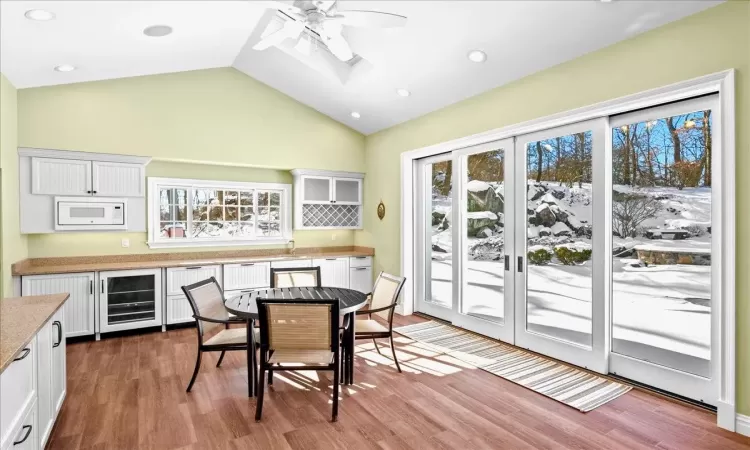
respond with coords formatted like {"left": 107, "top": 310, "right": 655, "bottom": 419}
{"left": 32, "top": 157, "right": 92, "bottom": 196}
{"left": 24, "top": 149, "right": 150, "bottom": 198}
{"left": 92, "top": 161, "right": 145, "bottom": 197}
{"left": 291, "top": 169, "right": 364, "bottom": 230}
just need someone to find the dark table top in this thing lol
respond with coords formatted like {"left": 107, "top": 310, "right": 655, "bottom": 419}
{"left": 224, "top": 287, "right": 368, "bottom": 319}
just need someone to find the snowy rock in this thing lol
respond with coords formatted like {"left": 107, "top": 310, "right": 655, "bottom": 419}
{"left": 538, "top": 227, "right": 552, "bottom": 237}
{"left": 528, "top": 227, "right": 540, "bottom": 239}
{"left": 540, "top": 192, "right": 559, "bottom": 205}
{"left": 531, "top": 203, "right": 557, "bottom": 227}
{"left": 549, "top": 205, "right": 569, "bottom": 223}
{"left": 565, "top": 216, "right": 582, "bottom": 232}
{"left": 551, "top": 222, "right": 572, "bottom": 237}
{"left": 527, "top": 184, "right": 547, "bottom": 201}
{"left": 468, "top": 236, "right": 505, "bottom": 260}
{"left": 432, "top": 210, "right": 446, "bottom": 226}
{"left": 467, "top": 211, "right": 498, "bottom": 237}
{"left": 467, "top": 180, "right": 505, "bottom": 214}
{"left": 551, "top": 189, "right": 566, "bottom": 200}
{"left": 437, "top": 217, "right": 450, "bottom": 231}
{"left": 477, "top": 227, "right": 494, "bottom": 238}
{"left": 432, "top": 243, "right": 449, "bottom": 253}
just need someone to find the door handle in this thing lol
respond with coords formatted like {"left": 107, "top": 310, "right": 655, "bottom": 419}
{"left": 53, "top": 321, "right": 63, "bottom": 347}
{"left": 90, "top": 280, "right": 94, "bottom": 295}
{"left": 504, "top": 255, "right": 510, "bottom": 271}
{"left": 13, "top": 425, "right": 32, "bottom": 445}
{"left": 101, "top": 280, "right": 104, "bottom": 294}
{"left": 517, "top": 256, "right": 524, "bottom": 273}
{"left": 13, "top": 348, "right": 30, "bottom": 362}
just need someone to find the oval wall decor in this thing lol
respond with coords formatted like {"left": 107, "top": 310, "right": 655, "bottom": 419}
{"left": 377, "top": 200, "right": 386, "bottom": 221}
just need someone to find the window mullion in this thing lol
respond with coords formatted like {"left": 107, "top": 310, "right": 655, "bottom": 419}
{"left": 187, "top": 186, "right": 194, "bottom": 242}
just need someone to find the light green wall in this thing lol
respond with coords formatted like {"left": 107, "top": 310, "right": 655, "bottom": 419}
{"left": 16, "top": 68, "right": 365, "bottom": 258}
{"left": 356, "top": 2, "right": 750, "bottom": 414}
{"left": 1, "top": 73, "right": 27, "bottom": 297}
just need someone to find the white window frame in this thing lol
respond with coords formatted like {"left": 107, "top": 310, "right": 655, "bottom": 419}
{"left": 147, "top": 177, "right": 292, "bottom": 249}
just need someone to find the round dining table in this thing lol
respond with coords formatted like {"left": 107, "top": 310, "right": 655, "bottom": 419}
{"left": 224, "top": 286, "right": 368, "bottom": 397}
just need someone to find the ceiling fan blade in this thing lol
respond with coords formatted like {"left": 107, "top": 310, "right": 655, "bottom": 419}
{"left": 253, "top": 20, "right": 304, "bottom": 51}
{"left": 332, "top": 10, "right": 407, "bottom": 28}
{"left": 255, "top": 1, "right": 304, "bottom": 16}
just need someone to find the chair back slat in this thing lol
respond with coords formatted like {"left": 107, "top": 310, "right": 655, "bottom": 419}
{"left": 182, "top": 277, "right": 227, "bottom": 335}
{"left": 257, "top": 299, "right": 339, "bottom": 353}
{"left": 370, "top": 272, "right": 406, "bottom": 320}
{"left": 270, "top": 267, "right": 322, "bottom": 288}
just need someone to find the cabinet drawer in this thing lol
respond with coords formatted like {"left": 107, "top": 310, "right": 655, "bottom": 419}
{"left": 223, "top": 262, "right": 270, "bottom": 291}
{"left": 349, "top": 256, "right": 372, "bottom": 268}
{"left": 349, "top": 266, "right": 373, "bottom": 294}
{"left": 270, "top": 259, "right": 311, "bottom": 269}
{"left": 0, "top": 338, "right": 36, "bottom": 447}
{"left": 166, "top": 265, "right": 221, "bottom": 296}
{"left": 166, "top": 294, "right": 196, "bottom": 325}
{"left": 2, "top": 398, "right": 37, "bottom": 450}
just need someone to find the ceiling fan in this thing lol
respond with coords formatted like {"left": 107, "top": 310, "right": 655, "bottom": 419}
{"left": 253, "top": 0, "right": 407, "bottom": 62}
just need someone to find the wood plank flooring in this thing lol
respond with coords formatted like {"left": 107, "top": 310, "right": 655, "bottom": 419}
{"left": 48, "top": 315, "right": 750, "bottom": 450}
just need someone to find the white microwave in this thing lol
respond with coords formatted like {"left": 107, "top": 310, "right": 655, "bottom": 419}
{"left": 55, "top": 197, "right": 127, "bottom": 231}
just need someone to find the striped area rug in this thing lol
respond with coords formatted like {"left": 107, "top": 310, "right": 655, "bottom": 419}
{"left": 394, "top": 320, "right": 631, "bottom": 412}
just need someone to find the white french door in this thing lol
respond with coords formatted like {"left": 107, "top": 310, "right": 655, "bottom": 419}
{"left": 513, "top": 118, "right": 608, "bottom": 373}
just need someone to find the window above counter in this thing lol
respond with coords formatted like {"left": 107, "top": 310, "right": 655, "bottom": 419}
{"left": 147, "top": 177, "right": 292, "bottom": 249}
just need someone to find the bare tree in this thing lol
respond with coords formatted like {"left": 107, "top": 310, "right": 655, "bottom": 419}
{"left": 612, "top": 193, "right": 662, "bottom": 237}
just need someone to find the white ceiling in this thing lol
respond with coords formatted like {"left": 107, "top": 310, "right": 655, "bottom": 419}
{"left": 1, "top": 1, "right": 721, "bottom": 134}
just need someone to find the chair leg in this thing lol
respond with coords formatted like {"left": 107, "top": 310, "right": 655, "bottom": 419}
{"left": 216, "top": 350, "right": 226, "bottom": 367}
{"left": 332, "top": 356, "right": 340, "bottom": 421}
{"left": 373, "top": 338, "right": 381, "bottom": 354}
{"left": 255, "top": 367, "right": 266, "bottom": 422}
{"left": 268, "top": 368, "right": 274, "bottom": 386}
{"left": 186, "top": 349, "right": 202, "bottom": 392}
{"left": 389, "top": 333, "right": 402, "bottom": 373}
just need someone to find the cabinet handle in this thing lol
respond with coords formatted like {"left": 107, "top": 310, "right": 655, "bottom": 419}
{"left": 101, "top": 280, "right": 104, "bottom": 294}
{"left": 185, "top": 266, "right": 202, "bottom": 270}
{"left": 86, "top": 190, "right": 92, "bottom": 194}
{"left": 504, "top": 255, "right": 510, "bottom": 271}
{"left": 90, "top": 280, "right": 94, "bottom": 295}
{"left": 13, "top": 348, "right": 30, "bottom": 362}
{"left": 354, "top": 256, "right": 366, "bottom": 259}
{"left": 53, "top": 321, "right": 62, "bottom": 347}
{"left": 353, "top": 267, "right": 368, "bottom": 271}
{"left": 92, "top": 190, "right": 98, "bottom": 194}
{"left": 325, "top": 258, "right": 336, "bottom": 261}
{"left": 13, "top": 425, "right": 32, "bottom": 445}
{"left": 240, "top": 263, "right": 255, "bottom": 266}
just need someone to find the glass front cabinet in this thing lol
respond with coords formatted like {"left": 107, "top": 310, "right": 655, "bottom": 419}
{"left": 291, "top": 169, "right": 364, "bottom": 229}
{"left": 98, "top": 268, "right": 163, "bottom": 333}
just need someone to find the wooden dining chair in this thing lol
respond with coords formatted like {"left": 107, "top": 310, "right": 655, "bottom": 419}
{"left": 182, "top": 277, "right": 259, "bottom": 392}
{"left": 270, "top": 266, "right": 322, "bottom": 288}
{"left": 255, "top": 298, "right": 340, "bottom": 422}
{"left": 354, "top": 272, "right": 407, "bottom": 373}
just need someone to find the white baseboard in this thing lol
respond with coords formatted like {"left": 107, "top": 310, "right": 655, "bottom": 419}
{"left": 737, "top": 414, "right": 750, "bottom": 437}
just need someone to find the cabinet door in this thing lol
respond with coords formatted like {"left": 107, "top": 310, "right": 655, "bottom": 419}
{"left": 31, "top": 157, "right": 92, "bottom": 196}
{"left": 91, "top": 161, "right": 145, "bottom": 197}
{"left": 223, "top": 262, "right": 270, "bottom": 291}
{"left": 166, "top": 295, "right": 195, "bottom": 324}
{"left": 333, "top": 178, "right": 361, "bottom": 204}
{"left": 301, "top": 176, "right": 332, "bottom": 203}
{"left": 36, "top": 319, "right": 54, "bottom": 448}
{"left": 349, "top": 267, "right": 373, "bottom": 294}
{"left": 166, "top": 265, "right": 222, "bottom": 296}
{"left": 51, "top": 308, "right": 66, "bottom": 416}
{"left": 313, "top": 258, "right": 350, "bottom": 288}
{"left": 5, "top": 399, "right": 38, "bottom": 450}
{"left": 0, "top": 338, "right": 36, "bottom": 450}
{"left": 22, "top": 273, "right": 96, "bottom": 337}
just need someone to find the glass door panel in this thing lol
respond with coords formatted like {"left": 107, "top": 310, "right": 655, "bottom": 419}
{"left": 515, "top": 118, "right": 607, "bottom": 373}
{"left": 609, "top": 95, "right": 718, "bottom": 404}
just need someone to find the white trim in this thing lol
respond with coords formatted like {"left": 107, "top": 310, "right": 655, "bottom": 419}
{"left": 290, "top": 169, "right": 365, "bottom": 179}
{"left": 18, "top": 147, "right": 151, "bottom": 165}
{"left": 146, "top": 177, "right": 293, "bottom": 249}
{"left": 736, "top": 414, "right": 750, "bottom": 437}
{"left": 399, "top": 69, "right": 735, "bottom": 430}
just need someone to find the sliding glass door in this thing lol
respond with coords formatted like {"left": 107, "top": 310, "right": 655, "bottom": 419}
{"left": 513, "top": 119, "right": 608, "bottom": 373}
{"left": 608, "top": 95, "right": 719, "bottom": 404}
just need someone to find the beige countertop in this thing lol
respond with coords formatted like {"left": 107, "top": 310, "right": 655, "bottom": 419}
{"left": 12, "top": 246, "right": 374, "bottom": 276}
{"left": 1, "top": 294, "right": 69, "bottom": 373}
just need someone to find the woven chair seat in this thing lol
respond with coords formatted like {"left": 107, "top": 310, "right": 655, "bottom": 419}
{"left": 268, "top": 349, "right": 334, "bottom": 365}
{"left": 204, "top": 327, "right": 259, "bottom": 347}
{"left": 355, "top": 319, "right": 389, "bottom": 334}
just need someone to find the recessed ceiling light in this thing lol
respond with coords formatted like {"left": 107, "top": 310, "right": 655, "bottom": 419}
{"left": 350, "top": 112, "right": 361, "bottom": 119}
{"left": 25, "top": 9, "right": 55, "bottom": 21}
{"left": 396, "top": 88, "right": 411, "bottom": 97}
{"left": 54, "top": 64, "right": 76, "bottom": 72}
{"left": 467, "top": 50, "right": 487, "bottom": 63}
{"left": 143, "top": 25, "right": 173, "bottom": 37}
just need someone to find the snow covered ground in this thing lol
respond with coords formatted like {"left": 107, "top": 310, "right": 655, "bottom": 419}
{"left": 427, "top": 181, "right": 712, "bottom": 377}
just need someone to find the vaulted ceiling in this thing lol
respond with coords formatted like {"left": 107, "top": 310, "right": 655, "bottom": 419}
{"left": 0, "top": 1, "right": 721, "bottom": 134}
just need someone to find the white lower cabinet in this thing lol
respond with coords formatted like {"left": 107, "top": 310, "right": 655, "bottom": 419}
{"left": 165, "top": 265, "right": 222, "bottom": 324}
{"left": 22, "top": 273, "right": 95, "bottom": 338}
{"left": 312, "top": 258, "right": 350, "bottom": 288}
{"left": 349, "top": 266, "right": 373, "bottom": 294}
{"left": 223, "top": 262, "right": 270, "bottom": 291}
{"left": 1, "top": 307, "right": 65, "bottom": 450}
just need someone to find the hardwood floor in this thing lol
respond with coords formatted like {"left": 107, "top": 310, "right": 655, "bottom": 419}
{"left": 48, "top": 315, "right": 749, "bottom": 450}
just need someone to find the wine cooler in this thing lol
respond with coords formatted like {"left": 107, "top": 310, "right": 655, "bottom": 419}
{"left": 99, "top": 268, "right": 163, "bottom": 333}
